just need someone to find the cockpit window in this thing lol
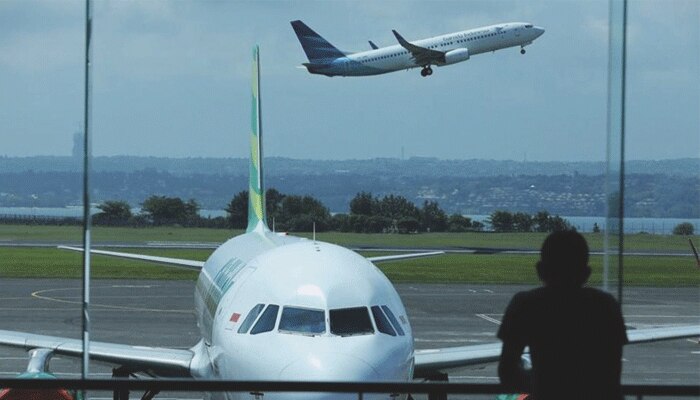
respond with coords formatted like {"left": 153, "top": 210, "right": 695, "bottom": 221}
{"left": 250, "top": 304, "right": 279, "bottom": 335}
{"left": 279, "top": 306, "right": 326, "bottom": 335}
{"left": 381, "top": 305, "right": 405, "bottom": 336}
{"left": 238, "top": 303, "right": 265, "bottom": 334}
{"left": 330, "top": 307, "right": 374, "bottom": 336}
{"left": 525, "top": 24, "right": 533, "bottom": 28}
{"left": 371, "top": 306, "right": 396, "bottom": 336}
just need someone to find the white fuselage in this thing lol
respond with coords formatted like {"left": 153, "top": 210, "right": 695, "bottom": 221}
{"left": 318, "top": 22, "right": 544, "bottom": 77}
{"left": 192, "top": 230, "right": 413, "bottom": 400}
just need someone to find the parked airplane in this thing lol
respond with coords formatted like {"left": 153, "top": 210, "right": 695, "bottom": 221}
{"left": 291, "top": 20, "right": 545, "bottom": 77}
{"left": 1, "top": 47, "right": 699, "bottom": 400}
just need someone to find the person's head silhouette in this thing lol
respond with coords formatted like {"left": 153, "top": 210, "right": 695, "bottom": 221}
{"left": 536, "top": 230, "right": 591, "bottom": 287}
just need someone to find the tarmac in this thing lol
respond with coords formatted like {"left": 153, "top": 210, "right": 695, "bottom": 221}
{"left": 0, "top": 279, "right": 698, "bottom": 399}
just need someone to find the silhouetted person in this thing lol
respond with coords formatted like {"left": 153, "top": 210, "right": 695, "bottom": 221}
{"left": 497, "top": 230, "right": 628, "bottom": 400}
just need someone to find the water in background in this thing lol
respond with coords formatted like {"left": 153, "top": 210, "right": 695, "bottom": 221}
{"left": 0, "top": 207, "right": 697, "bottom": 235}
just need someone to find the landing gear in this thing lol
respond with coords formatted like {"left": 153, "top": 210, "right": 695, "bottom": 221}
{"left": 520, "top": 47, "right": 526, "bottom": 55}
{"left": 420, "top": 66, "right": 433, "bottom": 77}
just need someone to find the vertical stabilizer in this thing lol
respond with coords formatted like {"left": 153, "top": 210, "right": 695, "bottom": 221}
{"left": 247, "top": 46, "right": 269, "bottom": 233}
{"left": 291, "top": 20, "right": 346, "bottom": 63}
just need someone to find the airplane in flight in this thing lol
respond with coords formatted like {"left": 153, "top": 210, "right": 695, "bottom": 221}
{"left": 291, "top": 20, "right": 545, "bottom": 77}
{"left": 1, "top": 47, "right": 699, "bottom": 400}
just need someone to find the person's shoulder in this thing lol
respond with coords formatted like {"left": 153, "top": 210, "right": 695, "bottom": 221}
{"left": 580, "top": 287, "right": 621, "bottom": 307}
{"left": 509, "top": 287, "right": 545, "bottom": 304}
{"left": 581, "top": 286, "right": 617, "bottom": 300}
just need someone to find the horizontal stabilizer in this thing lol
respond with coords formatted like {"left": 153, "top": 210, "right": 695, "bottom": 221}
{"left": 57, "top": 246, "right": 204, "bottom": 269}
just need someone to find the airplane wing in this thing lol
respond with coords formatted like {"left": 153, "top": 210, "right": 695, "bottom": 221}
{"left": 0, "top": 329, "right": 194, "bottom": 377}
{"left": 392, "top": 29, "right": 445, "bottom": 66}
{"left": 58, "top": 246, "right": 205, "bottom": 270}
{"left": 367, "top": 251, "right": 444, "bottom": 263}
{"left": 414, "top": 325, "right": 700, "bottom": 377}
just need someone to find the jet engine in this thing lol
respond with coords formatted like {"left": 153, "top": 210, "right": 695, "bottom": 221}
{"left": 0, "top": 372, "right": 75, "bottom": 400}
{"left": 442, "top": 48, "right": 470, "bottom": 65}
{"left": 0, "top": 349, "right": 75, "bottom": 400}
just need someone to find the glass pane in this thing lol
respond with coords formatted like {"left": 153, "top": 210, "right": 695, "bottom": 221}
{"left": 250, "top": 304, "right": 279, "bottom": 335}
{"left": 371, "top": 306, "right": 396, "bottom": 336}
{"left": 279, "top": 306, "right": 326, "bottom": 335}
{"left": 238, "top": 303, "right": 265, "bottom": 334}
{"left": 330, "top": 307, "right": 374, "bottom": 336}
{"left": 381, "top": 306, "right": 405, "bottom": 336}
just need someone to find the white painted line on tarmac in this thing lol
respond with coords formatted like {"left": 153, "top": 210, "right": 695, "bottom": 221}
{"left": 483, "top": 289, "right": 494, "bottom": 293}
{"left": 111, "top": 285, "right": 154, "bottom": 288}
{"left": 476, "top": 313, "right": 502, "bottom": 325}
{"left": 691, "top": 351, "right": 700, "bottom": 354}
{"left": 449, "top": 376, "right": 498, "bottom": 380}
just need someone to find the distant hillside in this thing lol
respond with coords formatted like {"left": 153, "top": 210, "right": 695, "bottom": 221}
{"left": 1, "top": 156, "right": 698, "bottom": 177}
{"left": 0, "top": 157, "right": 697, "bottom": 218}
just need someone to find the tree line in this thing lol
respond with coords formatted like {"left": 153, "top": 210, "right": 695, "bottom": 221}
{"left": 6, "top": 190, "right": 694, "bottom": 235}
{"left": 87, "top": 191, "right": 581, "bottom": 234}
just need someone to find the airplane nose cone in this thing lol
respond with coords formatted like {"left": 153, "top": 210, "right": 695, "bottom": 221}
{"left": 280, "top": 352, "right": 381, "bottom": 381}
{"left": 536, "top": 26, "right": 545, "bottom": 37}
{"left": 277, "top": 354, "right": 385, "bottom": 400}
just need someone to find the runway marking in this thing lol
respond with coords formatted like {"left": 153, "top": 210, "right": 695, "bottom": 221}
{"left": 38, "top": 295, "right": 193, "bottom": 299}
{"left": 475, "top": 314, "right": 502, "bottom": 325}
{"left": 31, "top": 287, "right": 192, "bottom": 314}
{"left": 111, "top": 285, "right": 154, "bottom": 288}
{"left": 449, "top": 376, "right": 498, "bottom": 380}
{"left": 691, "top": 351, "right": 700, "bottom": 354}
{"left": 625, "top": 315, "right": 700, "bottom": 318}
{"left": 686, "top": 339, "right": 699, "bottom": 344}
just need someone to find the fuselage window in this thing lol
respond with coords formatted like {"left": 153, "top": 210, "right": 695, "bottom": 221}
{"left": 238, "top": 303, "right": 265, "bottom": 334}
{"left": 250, "top": 304, "right": 279, "bottom": 335}
{"left": 279, "top": 306, "right": 326, "bottom": 335}
{"left": 371, "top": 306, "right": 396, "bottom": 336}
{"left": 381, "top": 305, "right": 405, "bottom": 336}
{"left": 330, "top": 307, "right": 374, "bottom": 336}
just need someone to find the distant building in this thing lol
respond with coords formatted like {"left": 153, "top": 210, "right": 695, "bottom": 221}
{"left": 72, "top": 130, "right": 84, "bottom": 158}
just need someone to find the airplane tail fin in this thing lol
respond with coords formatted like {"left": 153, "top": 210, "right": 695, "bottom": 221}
{"left": 291, "top": 20, "right": 346, "bottom": 63}
{"left": 247, "top": 45, "right": 269, "bottom": 233}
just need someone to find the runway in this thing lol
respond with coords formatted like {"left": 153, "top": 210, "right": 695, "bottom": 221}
{"left": 0, "top": 279, "right": 698, "bottom": 398}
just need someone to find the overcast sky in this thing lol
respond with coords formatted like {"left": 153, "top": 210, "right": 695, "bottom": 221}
{"left": 1, "top": 0, "right": 698, "bottom": 161}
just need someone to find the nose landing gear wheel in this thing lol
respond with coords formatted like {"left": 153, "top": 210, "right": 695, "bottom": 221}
{"left": 520, "top": 48, "right": 526, "bottom": 54}
{"left": 420, "top": 66, "right": 433, "bottom": 77}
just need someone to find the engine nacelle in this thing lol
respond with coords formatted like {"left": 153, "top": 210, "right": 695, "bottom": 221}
{"left": 0, "top": 372, "right": 74, "bottom": 400}
{"left": 442, "top": 48, "right": 470, "bottom": 65}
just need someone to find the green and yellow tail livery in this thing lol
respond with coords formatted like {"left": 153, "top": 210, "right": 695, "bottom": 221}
{"left": 247, "top": 45, "right": 269, "bottom": 233}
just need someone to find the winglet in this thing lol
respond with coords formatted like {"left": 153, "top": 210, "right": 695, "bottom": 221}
{"left": 247, "top": 46, "right": 269, "bottom": 233}
{"left": 368, "top": 40, "right": 379, "bottom": 50}
{"left": 392, "top": 29, "right": 413, "bottom": 50}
